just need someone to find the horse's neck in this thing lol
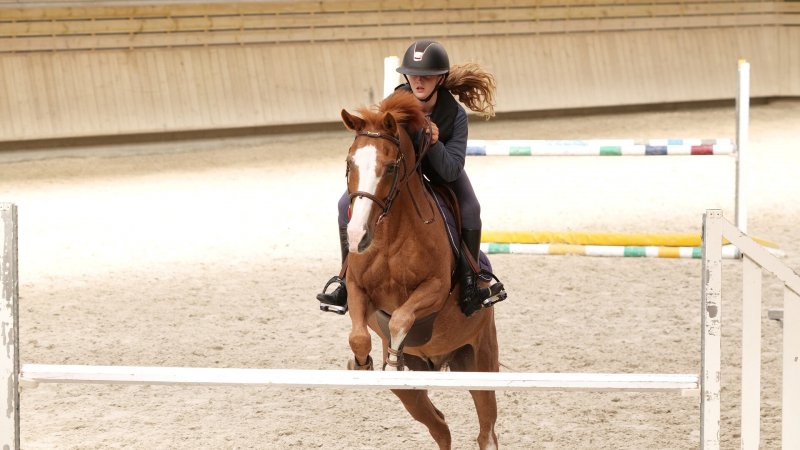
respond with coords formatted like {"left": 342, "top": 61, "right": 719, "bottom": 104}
{"left": 376, "top": 132, "right": 438, "bottom": 235}
{"left": 390, "top": 167, "right": 438, "bottom": 233}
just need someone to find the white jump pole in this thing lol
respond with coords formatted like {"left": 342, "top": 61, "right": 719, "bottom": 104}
{"left": 383, "top": 56, "right": 400, "bottom": 99}
{"left": 18, "top": 365, "right": 698, "bottom": 392}
{"left": 734, "top": 66, "right": 759, "bottom": 449}
{"left": 783, "top": 286, "right": 800, "bottom": 449}
{"left": 701, "top": 210, "right": 722, "bottom": 450}
{"left": 735, "top": 60, "right": 750, "bottom": 234}
{"left": 734, "top": 59, "right": 758, "bottom": 449}
{"left": 740, "top": 252, "right": 762, "bottom": 450}
{"left": 1, "top": 203, "right": 20, "bottom": 450}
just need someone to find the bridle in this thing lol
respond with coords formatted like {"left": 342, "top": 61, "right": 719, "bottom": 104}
{"left": 347, "top": 127, "right": 435, "bottom": 224}
{"left": 348, "top": 130, "right": 405, "bottom": 223}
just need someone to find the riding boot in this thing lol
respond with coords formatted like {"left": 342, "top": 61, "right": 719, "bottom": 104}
{"left": 316, "top": 227, "right": 349, "bottom": 315}
{"left": 458, "top": 228, "right": 506, "bottom": 316}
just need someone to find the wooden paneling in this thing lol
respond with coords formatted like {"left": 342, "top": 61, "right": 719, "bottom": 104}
{"left": 0, "top": 0, "right": 797, "bottom": 142}
{"left": 0, "top": 1, "right": 788, "bottom": 53}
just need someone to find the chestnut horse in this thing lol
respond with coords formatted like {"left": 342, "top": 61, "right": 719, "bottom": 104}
{"left": 341, "top": 90, "right": 500, "bottom": 450}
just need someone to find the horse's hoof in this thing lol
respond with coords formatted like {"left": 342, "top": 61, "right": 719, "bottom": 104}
{"left": 347, "top": 355, "right": 373, "bottom": 370}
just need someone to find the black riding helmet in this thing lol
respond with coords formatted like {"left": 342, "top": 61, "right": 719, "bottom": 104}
{"left": 396, "top": 40, "right": 450, "bottom": 76}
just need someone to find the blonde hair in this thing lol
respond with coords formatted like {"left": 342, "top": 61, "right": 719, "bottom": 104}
{"left": 444, "top": 62, "right": 497, "bottom": 120}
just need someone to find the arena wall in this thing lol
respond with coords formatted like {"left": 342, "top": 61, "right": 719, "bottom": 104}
{"left": 0, "top": 0, "right": 798, "bottom": 142}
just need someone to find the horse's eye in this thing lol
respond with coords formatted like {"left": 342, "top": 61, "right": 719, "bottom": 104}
{"left": 386, "top": 164, "right": 397, "bottom": 174}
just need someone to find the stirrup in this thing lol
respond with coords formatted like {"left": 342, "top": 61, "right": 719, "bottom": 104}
{"left": 319, "top": 302, "right": 348, "bottom": 315}
{"left": 317, "top": 276, "right": 348, "bottom": 315}
{"left": 474, "top": 270, "right": 507, "bottom": 310}
{"left": 480, "top": 281, "right": 507, "bottom": 308}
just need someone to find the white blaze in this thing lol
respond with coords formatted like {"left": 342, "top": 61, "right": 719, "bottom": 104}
{"left": 348, "top": 144, "right": 379, "bottom": 252}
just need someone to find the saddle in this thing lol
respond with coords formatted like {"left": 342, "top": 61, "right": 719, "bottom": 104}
{"left": 426, "top": 181, "right": 503, "bottom": 288}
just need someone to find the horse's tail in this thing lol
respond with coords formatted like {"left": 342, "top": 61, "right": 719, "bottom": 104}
{"left": 444, "top": 62, "right": 497, "bottom": 120}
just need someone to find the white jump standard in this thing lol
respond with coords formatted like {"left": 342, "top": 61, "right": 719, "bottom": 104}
{"left": 475, "top": 61, "right": 757, "bottom": 257}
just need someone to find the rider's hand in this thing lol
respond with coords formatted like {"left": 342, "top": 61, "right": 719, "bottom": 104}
{"left": 429, "top": 122, "right": 439, "bottom": 144}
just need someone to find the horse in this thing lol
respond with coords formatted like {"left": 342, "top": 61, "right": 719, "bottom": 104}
{"left": 340, "top": 90, "right": 500, "bottom": 450}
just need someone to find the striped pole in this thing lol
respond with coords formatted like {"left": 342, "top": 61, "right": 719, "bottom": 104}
{"left": 480, "top": 243, "right": 782, "bottom": 259}
{"left": 466, "top": 138, "right": 735, "bottom": 156}
{"left": 481, "top": 230, "right": 781, "bottom": 249}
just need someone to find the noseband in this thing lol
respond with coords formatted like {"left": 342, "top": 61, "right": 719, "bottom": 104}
{"left": 348, "top": 130, "right": 406, "bottom": 223}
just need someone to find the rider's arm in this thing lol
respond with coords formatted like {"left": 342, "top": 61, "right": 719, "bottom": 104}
{"left": 422, "top": 107, "right": 468, "bottom": 183}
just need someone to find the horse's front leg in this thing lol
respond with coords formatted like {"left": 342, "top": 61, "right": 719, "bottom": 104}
{"left": 346, "top": 284, "right": 373, "bottom": 370}
{"left": 385, "top": 279, "right": 444, "bottom": 370}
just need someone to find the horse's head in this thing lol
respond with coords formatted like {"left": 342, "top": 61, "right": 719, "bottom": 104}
{"left": 341, "top": 91, "right": 426, "bottom": 254}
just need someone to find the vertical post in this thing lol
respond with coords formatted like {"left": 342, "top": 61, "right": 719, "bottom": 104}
{"left": 701, "top": 209, "right": 722, "bottom": 450}
{"left": 735, "top": 60, "right": 750, "bottom": 234}
{"left": 1, "top": 203, "right": 20, "bottom": 450}
{"left": 383, "top": 56, "right": 400, "bottom": 99}
{"left": 784, "top": 286, "right": 800, "bottom": 449}
{"left": 740, "top": 256, "right": 762, "bottom": 449}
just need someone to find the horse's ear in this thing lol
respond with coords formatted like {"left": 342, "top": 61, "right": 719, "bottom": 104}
{"left": 381, "top": 112, "right": 398, "bottom": 134}
{"left": 341, "top": 109, "right": 365, "bottom": 132}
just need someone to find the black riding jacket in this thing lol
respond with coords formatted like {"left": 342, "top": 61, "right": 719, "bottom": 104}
{"left": 397, "top": 84, "right": 469, "bottom": 185}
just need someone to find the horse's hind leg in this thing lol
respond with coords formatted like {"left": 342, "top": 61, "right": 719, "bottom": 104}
{"left": 450, "top": 331, "right": 500, "bottom": 449}
{"left": 471, "top": 332, "right": 501, "bottom": 449}
{"left": 447, "top": 366, "right": 498, "bottom": 449}
{"left": 391, "top": 389, "right": 451, "bottom": 450}
{"left": 471, "top": 326, "right": 500, "bottom": 449}
{"left": 469, "top": 390, "right": 498, "bottom": 450}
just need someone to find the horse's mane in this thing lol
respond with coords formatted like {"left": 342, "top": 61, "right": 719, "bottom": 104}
{"left": 356, "top": 91, "right": 426, "bottom": 135}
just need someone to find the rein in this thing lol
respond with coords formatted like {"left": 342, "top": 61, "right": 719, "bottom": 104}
{"left": 348, "top": 126, "right": 436, "bottom": 224}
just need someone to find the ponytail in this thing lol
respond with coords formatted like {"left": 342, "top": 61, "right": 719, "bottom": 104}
{"left": 444, "top": 63, "right": 497, "bottom": 120}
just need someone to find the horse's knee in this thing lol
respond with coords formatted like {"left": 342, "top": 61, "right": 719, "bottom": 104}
{"left": 349, "top": 330, "right": 371, "bottom": 357}
{"left": 387, "top": 309, "right": 415, "bottom": 344}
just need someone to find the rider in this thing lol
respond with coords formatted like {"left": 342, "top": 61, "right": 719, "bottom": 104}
{"left": 317, "top": 39, "right": 504, "bottom": 317}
